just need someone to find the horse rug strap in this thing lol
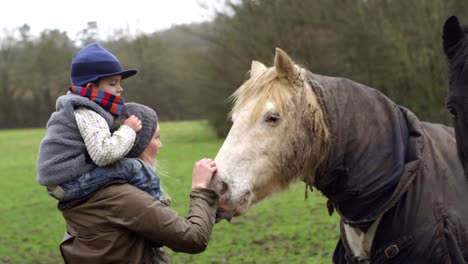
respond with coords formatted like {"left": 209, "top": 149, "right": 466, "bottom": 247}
{"left": 342, "top": 235, "right": 414, "bottom": 264}
{"left": 370, "top": 236, "right": 414, "bottom": 263}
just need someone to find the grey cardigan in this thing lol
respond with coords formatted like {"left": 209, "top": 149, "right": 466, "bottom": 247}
{"left": 36, "top": 93, "right": 114, "bottom": 186}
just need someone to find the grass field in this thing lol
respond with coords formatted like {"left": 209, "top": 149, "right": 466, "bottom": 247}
{"left": 0, "top": 120, "right": 339, "bottom": 264}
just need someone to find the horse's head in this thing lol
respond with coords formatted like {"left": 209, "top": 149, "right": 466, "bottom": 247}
{"left": 443, "top": 16, "right": 468, "bottom": 169}
{"left": 212, "top": 48, "right": 330, "bottom": 221}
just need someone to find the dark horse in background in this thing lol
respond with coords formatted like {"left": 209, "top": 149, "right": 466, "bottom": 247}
{"left": 444, "top": 16, "right": 468, "bottom": 172}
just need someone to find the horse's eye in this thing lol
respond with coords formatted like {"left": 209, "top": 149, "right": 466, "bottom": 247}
{"left": 265, "top": 113, "right": 280, "bottom": 123}
{"left": 448, "top": 107, "right": 457, "bottom": 117}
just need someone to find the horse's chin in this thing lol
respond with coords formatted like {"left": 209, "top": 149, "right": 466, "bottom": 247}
{"left": 215, "top": 208, "right": 235, "bottom": 223}
{"left": 215, "top": 195, "right": 252, "bottom": 223}
{"left": 215, "top": 205, "right": 248, "bottom": 223}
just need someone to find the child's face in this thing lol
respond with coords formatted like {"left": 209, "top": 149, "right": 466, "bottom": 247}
{"left": 89, "top": 75, "right": 124, "bottom": 96}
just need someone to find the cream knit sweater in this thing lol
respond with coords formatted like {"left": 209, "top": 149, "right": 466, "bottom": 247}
{"left": 74, "top": 107, "right": 136, "bottom": 166}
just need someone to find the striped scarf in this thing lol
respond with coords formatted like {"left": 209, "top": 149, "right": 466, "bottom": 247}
{"left": 68, "top": 86, "right": 125, "bottom": 116}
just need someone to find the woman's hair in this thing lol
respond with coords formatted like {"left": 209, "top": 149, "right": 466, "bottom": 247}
{"left": 138, "top": 139, "right": 172, "bottom": 203}
{"left": 138, "top": 151, "right": 155, "bottom": 168}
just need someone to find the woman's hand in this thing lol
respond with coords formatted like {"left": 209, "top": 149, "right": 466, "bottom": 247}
{"left": 192, "top": 158, "right": 217, "bottom": 189}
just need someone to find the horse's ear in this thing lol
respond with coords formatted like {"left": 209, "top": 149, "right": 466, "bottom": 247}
{"left": 274, "top": 48, "right": 294, "bottom": 82}
{"left": 443, "top": 16, "right": 465, "bottom": 59}
{"left": 250, "top": 60, "right": 267, "bottom": 78}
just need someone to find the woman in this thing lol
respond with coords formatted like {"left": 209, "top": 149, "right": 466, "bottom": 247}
{"left": 58, "top": 103, "right": 219, "bottom": 263}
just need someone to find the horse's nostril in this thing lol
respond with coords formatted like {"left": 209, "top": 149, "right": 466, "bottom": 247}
{"left": 220, "top": 181, "right": 229, "bottom": 195}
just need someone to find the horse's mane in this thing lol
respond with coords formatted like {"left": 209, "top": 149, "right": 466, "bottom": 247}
{"left": 230, "top": 66, "right": 326, "bottom": 123}
{"left": 230, "top": 67, "right": 293, "bottom": 123}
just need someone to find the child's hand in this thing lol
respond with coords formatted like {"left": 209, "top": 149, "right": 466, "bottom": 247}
{"left": 124, "top": 115, "right": 142, "bottom": 133}
{"left": 192, "top": 158, "right": 217, "bottom": 189}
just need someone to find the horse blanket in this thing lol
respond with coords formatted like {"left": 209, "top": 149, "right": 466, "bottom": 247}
{"left": 307, "top": 73, "right": 468, "bottom": 263}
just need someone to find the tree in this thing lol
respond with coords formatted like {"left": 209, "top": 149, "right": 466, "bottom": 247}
{"left": 186, "top": 0, "right": 468, "bottom": 136}
{"left": 77, "top": 21, "right": 99, "bottom": 47}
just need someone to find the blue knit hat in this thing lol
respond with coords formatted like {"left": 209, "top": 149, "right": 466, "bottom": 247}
{"left": 71, "top": 42, "right": 137, "bottom": 87}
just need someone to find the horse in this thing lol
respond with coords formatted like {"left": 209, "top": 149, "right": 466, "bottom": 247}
{"left": 443, "top": 15, "right": 468, "bottom": 173}
{"left": 211, "top": 48, "right": 468, "bottom": 263}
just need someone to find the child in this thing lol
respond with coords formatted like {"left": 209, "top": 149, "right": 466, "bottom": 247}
{"left": 36, "top": 42, "right": 161, "bottom": 202}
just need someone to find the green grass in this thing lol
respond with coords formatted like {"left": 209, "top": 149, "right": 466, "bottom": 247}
{"left": 0, "top": 120, "right": 339, "bottom": 264}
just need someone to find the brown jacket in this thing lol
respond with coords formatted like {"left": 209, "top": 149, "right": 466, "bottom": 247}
{"left": 59, "top": 182, "right": 218, "bottom": 264}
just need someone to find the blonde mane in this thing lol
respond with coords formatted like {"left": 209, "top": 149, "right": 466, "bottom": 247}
{"left": 230, "top": 65, "right": 331, "bottom": 187}
{"left": 230, "top": 67, "right": 293, "bottom": 123}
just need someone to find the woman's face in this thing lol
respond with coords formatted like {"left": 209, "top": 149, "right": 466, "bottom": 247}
{"left": 143, "top": 126, "right": 163, "bottom": 160}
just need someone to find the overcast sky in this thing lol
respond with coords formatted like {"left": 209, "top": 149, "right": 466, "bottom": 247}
{"left": 1, "top": 0, "right": 224, "bottom": 39}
